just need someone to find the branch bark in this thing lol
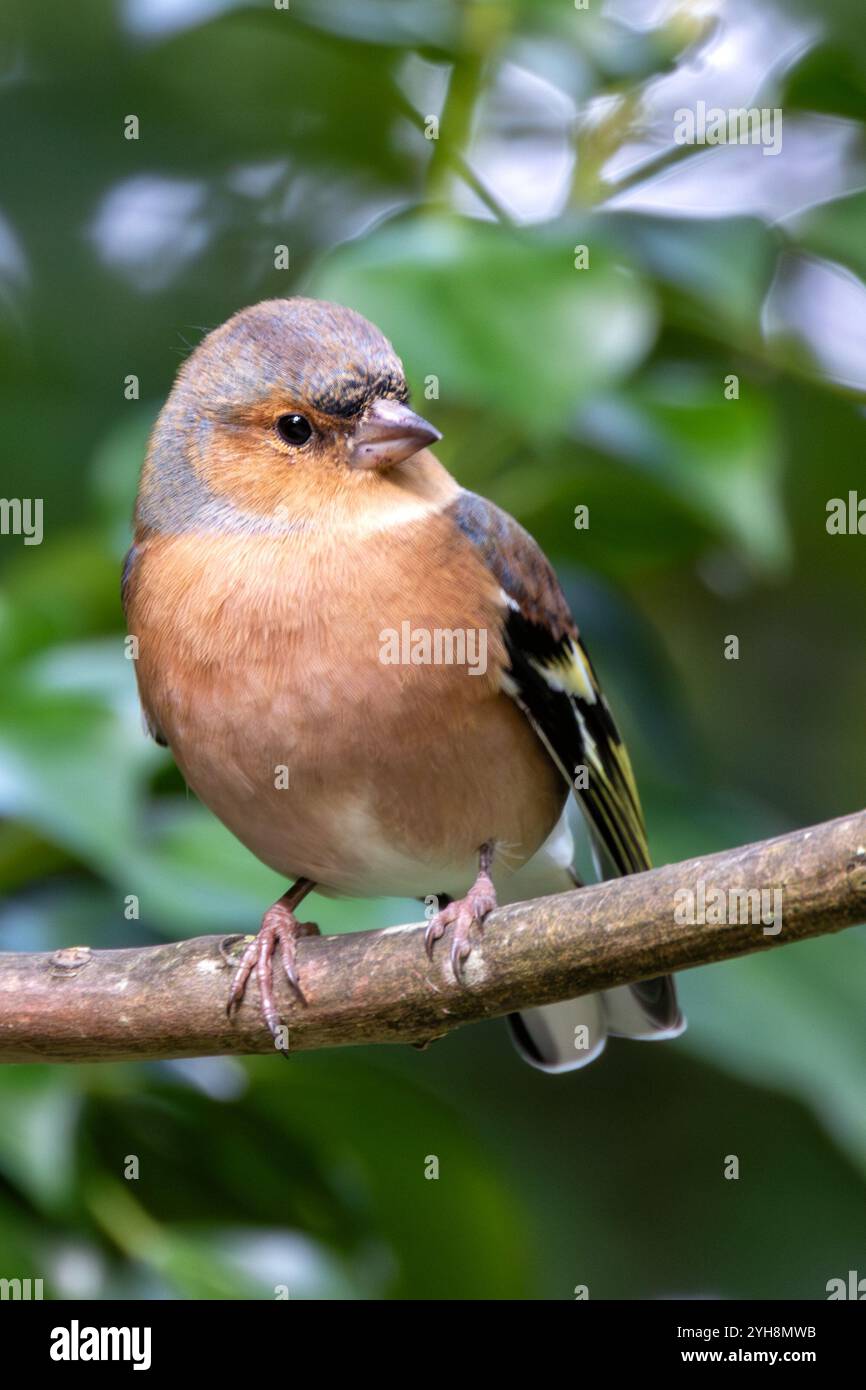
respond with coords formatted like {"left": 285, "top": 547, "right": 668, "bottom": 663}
{"left": 2, "top": 810, "right": 865, "bottom": 1063}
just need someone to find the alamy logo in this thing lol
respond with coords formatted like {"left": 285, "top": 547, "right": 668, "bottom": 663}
{"left": 826, "top": 491, "right": 866, "bottom": 534}
{"left": 0, "top": 1277, "right": 43, "bottom": 1299}
{"left": 673, "top": 880, "right": 782, "bottom": 935}
{"left": 826, "top": 1270, "right": 866, "bottom": 1299}
{"left": 50, "top": 1320, "right": 152, "bottom": 1370}
{"left": 379, "top": 622, "right": 488, "bottom": 676}
{"left": 0, "top": 497, "right": 43, "bottom": 545}
{"left": 673, "top": 102, "right": 783, "bottom": 156}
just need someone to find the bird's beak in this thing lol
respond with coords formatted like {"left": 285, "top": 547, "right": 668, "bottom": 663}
{"left": 349, "top": 398, "right": 441, "bottom": 471}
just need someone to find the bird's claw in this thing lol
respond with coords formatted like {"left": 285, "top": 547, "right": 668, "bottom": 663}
{"left": 424, "top": 874, "right": 497, "bottom": 984}
{"left": 424, "top": 914, "right": 446, "bottom": 960}
{"left": 226, "top": 904, "right": 319, "bottom": 1042}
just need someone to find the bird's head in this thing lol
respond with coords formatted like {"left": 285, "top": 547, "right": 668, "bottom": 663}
{"left": 136, "top": 297, "right": 442, "bottom": 534}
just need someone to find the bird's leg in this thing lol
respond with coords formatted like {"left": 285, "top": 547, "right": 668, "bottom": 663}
{"left": 424, "top": 843, "right": 497, "bottom": 983}
{"left": 225, "top": 878, "right": 319, "bottom": 1040}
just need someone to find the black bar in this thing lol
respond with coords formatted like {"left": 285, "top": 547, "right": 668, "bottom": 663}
{"left": 3, "top": 1297, "right": 861, "bottom": 1374}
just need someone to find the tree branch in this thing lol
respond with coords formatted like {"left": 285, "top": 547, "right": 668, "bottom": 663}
{"left": 1, "top": 810, "right": 864, "bottom": 1064}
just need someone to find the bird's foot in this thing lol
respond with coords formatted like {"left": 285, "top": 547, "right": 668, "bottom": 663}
{"left": 424, "top": 852, "right": 497, "bottom": 983}
{"left": 225, "top": 895, "right": 319, "bottom": 1042}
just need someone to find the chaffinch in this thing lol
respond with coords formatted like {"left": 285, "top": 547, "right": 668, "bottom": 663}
{"left": 123, "top": 297, "right": 684, "bottom": 1072}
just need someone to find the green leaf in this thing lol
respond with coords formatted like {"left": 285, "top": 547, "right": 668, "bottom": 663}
{"left": 75, "top": 1056, "right": 531, "bottom": 1299}
{"left": 581, "top": 363, "right": 790, "bottom": 573}
{"left": 0, "top": 1070, "right": 82, "bottom": 1211}
{"left": 0, "top": 538, "right": 120, "bottom": 667}
{"left": 680, "top": 927, "right": 866, "bottom": 1179}
{"left": 600, "top": 212, "right": 779, "bottom": 342}
{"left": 787, "top": 189, "right": 866, "bottom": 286}
{"left": 0, "top": 682, "right": 152, "bottom": 874}
{"left": 776, "top": 0, "right": 866, "bottom": 64}
{"left": 783, "top": 43, "right": 866, "bottom": 121}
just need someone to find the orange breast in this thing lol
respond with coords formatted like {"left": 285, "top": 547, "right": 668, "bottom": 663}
{"left": 125, "top": 511, "right": 566, "bottom": 898}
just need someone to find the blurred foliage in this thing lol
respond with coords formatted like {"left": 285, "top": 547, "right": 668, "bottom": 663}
{"left": 0, "top": 0, "right": 865, "bottom": 1298}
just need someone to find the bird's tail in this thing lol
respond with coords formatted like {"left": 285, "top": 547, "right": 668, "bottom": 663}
{"left": 501, "top": 825, "right": 685, "bottom": 1073}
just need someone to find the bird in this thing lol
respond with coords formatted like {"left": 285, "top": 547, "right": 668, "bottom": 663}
{"left": 123, "top": 296, "right": 685, "bottom": 1072}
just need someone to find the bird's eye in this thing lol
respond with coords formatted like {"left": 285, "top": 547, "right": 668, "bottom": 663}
{"left": 276, "top": 414, "right": 313, "bottom": 446}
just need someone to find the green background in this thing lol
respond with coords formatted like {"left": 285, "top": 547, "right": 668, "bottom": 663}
{"left": 0, "top": 0, "right": 864, "bottom": 1299}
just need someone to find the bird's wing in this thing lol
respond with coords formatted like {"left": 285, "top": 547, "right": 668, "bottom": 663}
{"left": 448, "top": 490, "right": 649, "bottom": 876}
{"left": 449, "top": 490, "right": 682, "bottom": 1052}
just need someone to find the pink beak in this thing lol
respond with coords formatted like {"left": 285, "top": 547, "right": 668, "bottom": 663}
{"left": 349, "top": 398, "right": 441, "bottom": 471}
